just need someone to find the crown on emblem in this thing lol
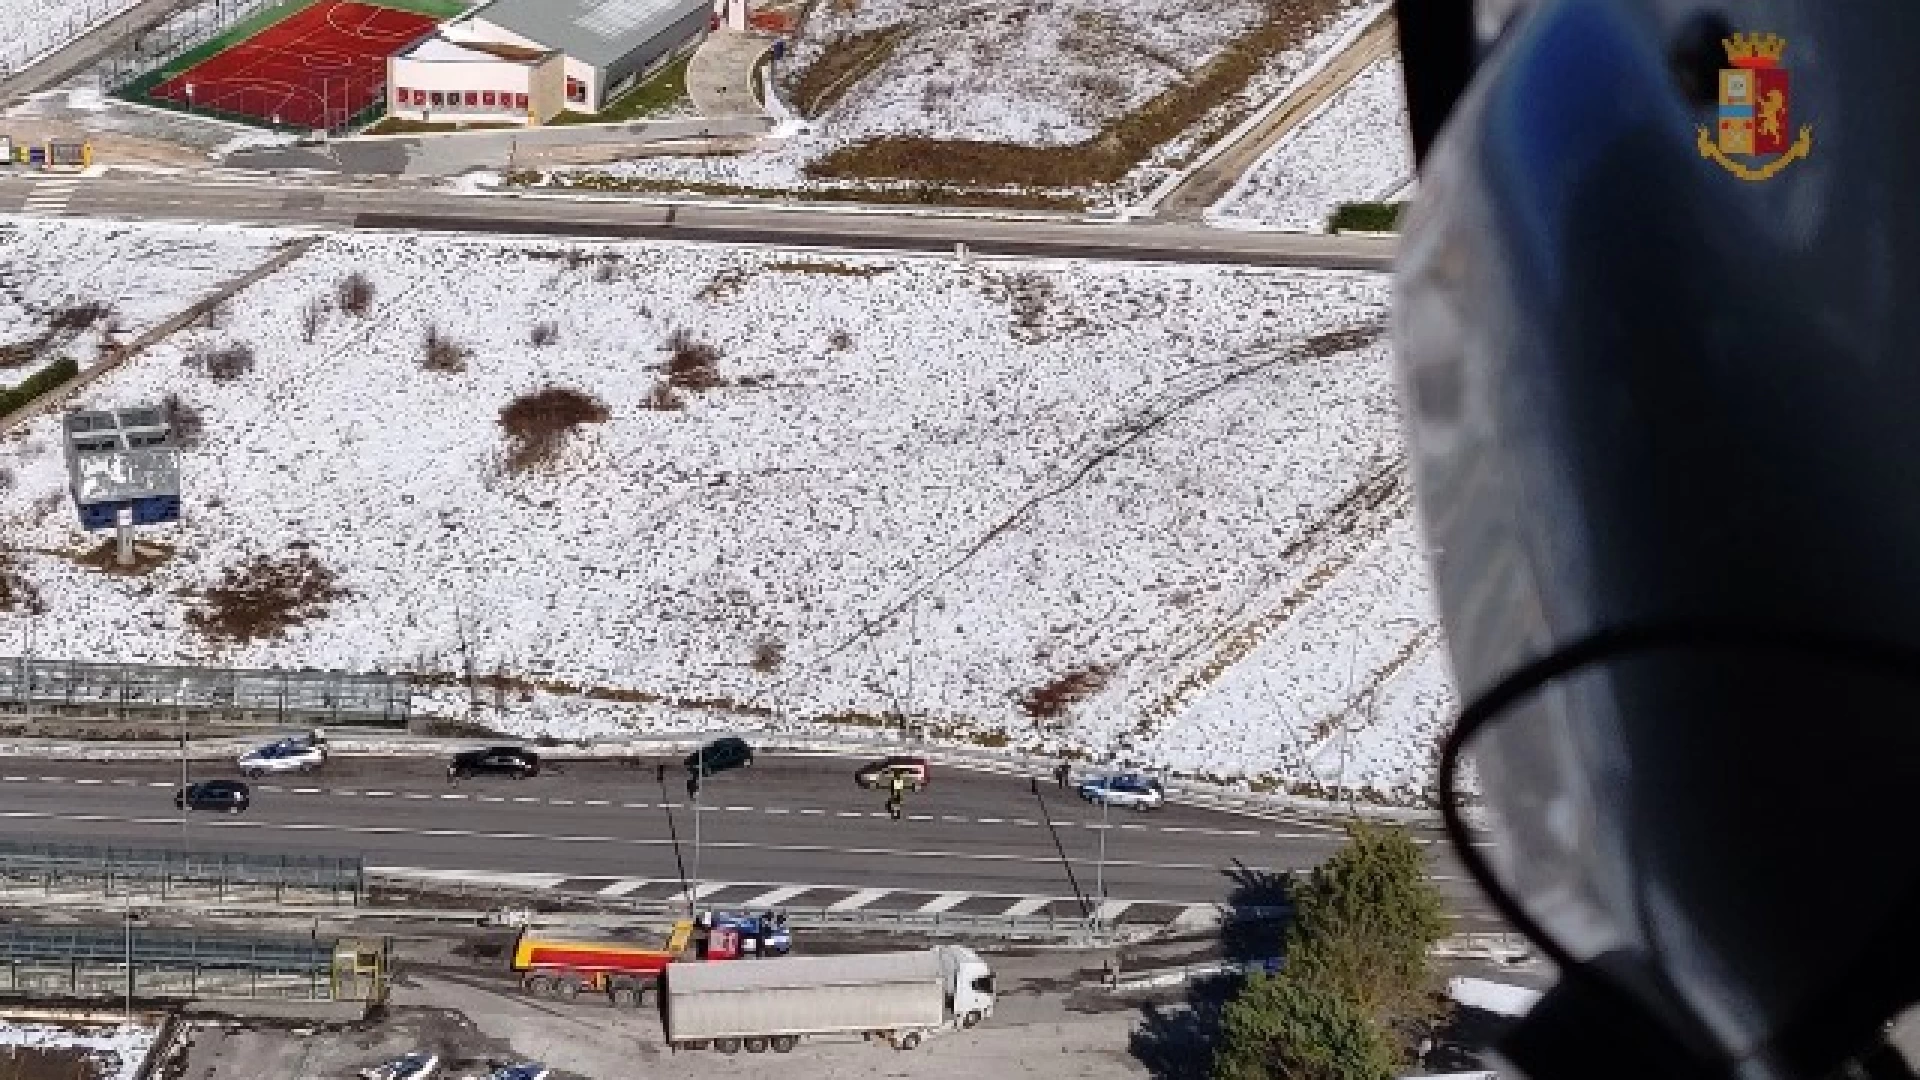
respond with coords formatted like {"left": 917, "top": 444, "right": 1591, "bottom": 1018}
{"left": 1724, "top": 32, "right": 1788, "bottom": 69}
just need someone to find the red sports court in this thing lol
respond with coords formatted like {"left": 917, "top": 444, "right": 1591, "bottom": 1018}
{"left": 150, "top": 0, "right": 438, "bottom": 130}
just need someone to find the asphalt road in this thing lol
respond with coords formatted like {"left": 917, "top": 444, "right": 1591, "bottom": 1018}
{"left": 0, "top": 175, "right": 1397, "bottom": 269}
{"left": 0, "top": 756, "right": 1490, "bottom": 920}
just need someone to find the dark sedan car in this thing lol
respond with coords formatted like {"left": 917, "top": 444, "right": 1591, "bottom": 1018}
{"left": 176, "top": 780, "right": 251, "bottom": 814}
{"left": 448, "top": 746, "right": 541, "bottom": 780}
{"left": 685, "top": 737, "right": 753, "bottom": 776}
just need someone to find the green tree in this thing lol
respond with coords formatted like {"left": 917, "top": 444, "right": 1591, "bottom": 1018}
{"left": 1214, "top": 971, "right": 1398, "bottom": 1080}
{"left": 1212, "top": 823, "right": 1449, "bottom": 1080}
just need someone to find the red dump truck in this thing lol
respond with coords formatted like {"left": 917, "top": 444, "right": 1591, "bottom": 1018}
{"left": 510, "top": 921, "right": 696, "bottom": 1006}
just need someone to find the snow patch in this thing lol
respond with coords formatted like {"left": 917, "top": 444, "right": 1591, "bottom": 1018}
{"left": 0, "top": 1022, "right": 157, "bottom": 1080}
{"left": 1448, "top": 977, "right": 1543, "bottom": 1018}
{"left": 1208, "top": 49, "right": 1411, "bottom": 232}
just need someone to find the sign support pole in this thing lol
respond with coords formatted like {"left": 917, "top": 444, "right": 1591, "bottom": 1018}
{"left": 115, "top": 506, "right": 134, "bottom": 566}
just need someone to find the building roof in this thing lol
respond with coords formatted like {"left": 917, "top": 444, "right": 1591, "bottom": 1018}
{"left": 400, "top": 34, "right": 552, "bottom": 64}
{"left": 472, "top": 0, "right": 709, "bottom": 69}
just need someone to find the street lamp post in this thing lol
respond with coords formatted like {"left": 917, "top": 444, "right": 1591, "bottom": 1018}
{"left": 689, "top": 749, "right": 705, "bottom": 916}
{"left": 177, "top": 697, "right": 187, "bottom": 846}
{"left": 1094, "top": 790, "right": 1109, "bottom": 935}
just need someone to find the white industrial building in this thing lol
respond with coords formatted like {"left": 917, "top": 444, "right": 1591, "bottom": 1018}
{"left": 387, "top": 0, "right": 721, "bottom": 126}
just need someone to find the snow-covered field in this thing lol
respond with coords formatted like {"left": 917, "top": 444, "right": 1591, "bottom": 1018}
{"left": 0, "top": 1021, "right": 157, "bottom": 1080}
{"left": 1208, "top": 49, "right": 1412, "bottom": 231}
{"left": 536, "top": 1, "right": 1384, "bottom": 209}
{"left": 0, "top": 218, "right": 290, "bottom": 388}
{"left": 0, "top": 220, "right": 1451, "bottom": 800}
{"left": 0, "top": 0, "right": 138, "bottom": 74}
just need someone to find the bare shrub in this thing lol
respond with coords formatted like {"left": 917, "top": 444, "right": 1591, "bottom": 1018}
{"left": 196, "top": 301, "right": 227, "bottom": 330}
{"left": 336, "top": 272, "right": 375, "bottom": 317}
{"left": 0, "top": 342, "right": 35, "bottom": 368}
{"left": 187, "top": 548, "right": 345, "bottom": 643}
{"left": 498, "top": 385, "right": 609, "bottom": 472}
{"left": 828, "top": 328, "right": 852, "bottom": 352}
{"left": 1019, "top": 665, "right": 1110, "bottom": 720}
{"left": 751, "top": 636, "right": 785, "bottom": 672}
{"left": 162, "top": 392, "right": 204, "bottom": 448}
{"left": 644, "top": 381, "right": 684, "bottom": 411}
{"left": 0, "top": 468, "right": 12, "bottom": 492}
{"left": 665, "top": 328, "right": 723, "bottom": 390}
{"left": 49, "top": 301, "right": 111, "bottom": 335}
{"left": 592, "top": 258, "right": 619, "bottom": 283}
{"left": 0, "top": 549, "right": 42, "bottom": 614}
{"left": 301, "top": 297, "right": 327, "bottom": 344}
{"left": 190, "top": 341, "right": 255, "bottom": 381}
{"left": 529, "top": 321, "right": 559, "bottom": 348}
{"left": 422, "top": 324, "right": 472, "bottom": 373}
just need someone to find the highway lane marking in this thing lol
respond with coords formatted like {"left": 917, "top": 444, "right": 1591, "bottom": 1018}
{"left": 0, "top": 777, "right": 1375, "bottom": 843}
{"left": 0, "top": 810, "right": 1247, "bottom": 872}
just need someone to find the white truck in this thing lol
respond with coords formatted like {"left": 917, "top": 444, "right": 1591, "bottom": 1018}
{"left": 661, "top": 945, "right": 995, "bottom": 1053}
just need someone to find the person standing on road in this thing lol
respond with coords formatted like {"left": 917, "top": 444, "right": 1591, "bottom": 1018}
{"left": 1055, "top": 760, "right": 1071, "bottom": 789}
{"left": 887, "top": 772, "right": 906, "bottom": 820}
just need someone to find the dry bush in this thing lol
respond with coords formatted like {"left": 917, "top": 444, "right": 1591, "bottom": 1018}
{"left": 162, "top": 392, "right": 204, "bottom": 448}
{"left": 1019, "top": 665, "right": 1109, "bottom": 720}
{"left": 336, "top": 272, "right": 375, "bottom": 317}
{"left": 644, "top": 381, "right": 684, "bottom": 411}
{"left": 0, "top": 468, "right": 11, "bottom": 492}
{"left": 790, "top": 26, "right": 907, "bottom": 116}
{"left": 187, "top": 548, "right": 344, "bottom": 643}
{"left": 665, "top": 328, "right": 724, "bottom": 390}
{"left": 0, "top": 549, "right": 42, "bottom": 614}
{"left": 593, "top": 258, "right": 619, "bottom": 283}
{"left": 189, "top": 341, "right": 255, "bottom": 381}
{"left": 49, "top": 301, "right": 111, "bottom": 335}
{"left": 422, "top": 324, "right": 472, "bottom": 373}
{"left": 301, "top": 297, "right": 327, "bottom": 344}
{"left": 828, "top": 329, "right": 852, "bottom": 352}
{"left": 0, "top": 342, "right": 35, "bottom": 369}
{"left": 498, "top": 385, "right": 609, "bottom": 472}
{"left": 751, "top": 636, "right": 785, "bottom": 672}
{"left": 529, "top": 321, "right": 559, "bottom": 348}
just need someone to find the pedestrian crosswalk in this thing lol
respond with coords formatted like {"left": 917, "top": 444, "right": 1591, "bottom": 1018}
{"left": 18, "top": 177, "right": 81, "bottom": 217}
{"left": 369, "top": 866, "right": 1220, "bottom": 929}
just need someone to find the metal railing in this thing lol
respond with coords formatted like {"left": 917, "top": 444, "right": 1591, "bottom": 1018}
{"left": 0, "top": 657, "right": 411, "bottom": 729}
{"left": 0, "top": 924, "right": 361, "bottom": 1002}
{"left": 0, "top": 842, "right": 363, "bottom": 905}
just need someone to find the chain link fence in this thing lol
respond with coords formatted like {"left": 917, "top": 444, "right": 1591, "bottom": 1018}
{"left": 0, "top": 656, "right": 412, "bottom": 728}
{"left": 0, "top": 840, "right": 364, "bottom": 904}
{"left": 96, "top": 0, "right": 282, "bottom": 95}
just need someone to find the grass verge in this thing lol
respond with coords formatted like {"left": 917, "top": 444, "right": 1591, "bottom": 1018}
{"left": 510, "top": 170, "right": 1086, "bottom": 211}
{"left": 553, "top": 54, "right": 693, "bottom": 123}
{"left": 807, "top": 0, "right": 1354, "bottom": 187}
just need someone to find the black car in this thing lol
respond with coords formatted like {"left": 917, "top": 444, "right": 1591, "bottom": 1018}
{"left": 448, "top": 747, "right": 541, "bottom": 780}
{"left": 176, "top": 780, "right": 251, "bottom": 814}
{"left": 685, "top": 737, "right": 753, "bottom": 776}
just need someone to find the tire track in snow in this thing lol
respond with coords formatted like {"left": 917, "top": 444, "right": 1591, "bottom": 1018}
{"left": 792, "top": 320, "right": 1388, "bottom": 677}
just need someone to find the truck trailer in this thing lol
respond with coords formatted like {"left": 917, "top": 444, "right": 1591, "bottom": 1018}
{"left": 510, "top": 921, "right": 694, "bottom": 1005}
{"left": 661, "top": 945, "right": 995, "bottom": 1053}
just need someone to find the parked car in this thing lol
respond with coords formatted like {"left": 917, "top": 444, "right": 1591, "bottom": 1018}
{"left": 484, "top": 1063, "right": 550, "bottom": 1080}
{"left": 448, "top": 747, "right": 540, "bottom": 781}
{"left": 684, "top": 737, "right": 753, "bottom": 776}
{"left": 237, "top": 736, "right": 327, "bottom": 778}
{"left": 175, "top": 780, "right": 251, "bottom": 814}
{"left": 359, "top": 1052, "right": 438, "bottom": 1080}
{"left": 1076, "top": 773, "right": 1164, "bottom": 811}
{"left": 855, "top": 756, "right": 929, "bottom": 791}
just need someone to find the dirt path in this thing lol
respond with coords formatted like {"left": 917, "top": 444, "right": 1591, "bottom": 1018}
{"left": 1154, "top": 8, "right": 1399, "bottom": 220}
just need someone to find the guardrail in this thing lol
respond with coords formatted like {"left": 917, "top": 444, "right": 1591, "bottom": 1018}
{"left": 0, "top": 842, "right": 363, "bottom": 906}
{"left": 367, "top": 872, "right": 1105, "bottom": 941}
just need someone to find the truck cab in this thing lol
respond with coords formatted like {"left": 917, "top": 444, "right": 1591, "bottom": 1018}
{"left": 941, "top": 945, "right": 996, "bottom": 1028}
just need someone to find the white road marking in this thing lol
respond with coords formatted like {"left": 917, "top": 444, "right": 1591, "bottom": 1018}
{"left": 918, "top": 892, "right": 970, "bottom": 914}
{"left": 550, "top": 799, "right": 574, "bottom": 806}
{"left": 976, "top": 817, "right": 1003, "bottom": 824}
{"left": 73, "top": 779, "right": 102, "bottom": 785}
{"left": 691, "top": 882, "right": 731, "bottom": 900}
{"left": 597, "top": 879, "right": 646, "bottom": 897}
{"left": 723, "top": 805, "right": 752, "bottom": 812}
{"left": 828, "top": 888, "right": 891, "bottom": 912}
{"left": 762, "top": 808, "right": 789, "bottom": 815}
{"left": 741, "top": 885, "right": 809, "bottom": 908}
{"left": 798, "top": 809, "right": 825, "bottom": 815}
{"left": 1002, "top": 896, "right": 1053, "bottom": 918}
{"left": 1093, "top": 899, "right": 1133, "bottom": 922}
{"left": 365, "top": 790, "right": 393, "bottom": 797}
{"left": 584, "top": 800, "right": 610, "bottom": 806}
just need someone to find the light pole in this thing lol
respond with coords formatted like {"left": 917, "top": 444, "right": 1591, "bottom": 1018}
{"left": 688, "top": 748, "right": 705, "bottom": 917}
{"left": 122, "top": 895, "right": 133, "bottom": 1024}
{"left": 1094, "top": 789, "right": 1109, "bottom": 935}
{"left": 177, "top": 695, "right": 187, "bottom": 847}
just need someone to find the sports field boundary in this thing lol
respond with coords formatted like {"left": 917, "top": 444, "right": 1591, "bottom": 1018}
{"left": 111, "top": 0, "right": 466, "bottom": 130}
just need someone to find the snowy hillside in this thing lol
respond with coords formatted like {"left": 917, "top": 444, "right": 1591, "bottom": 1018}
{"left": 0, "top": 220, "right": 1451, "bottom": 801}
{"left": 0, "top": 0, "right": 140, "bottom": 73}
{"left": 1208, "top": 49, "right": 1412, "bottom": 232}
{"left": 0, "top": 218, "right": 290, "bottom": 388}
{"left": 538, "top": 1, "right": 1385, "bottom": 206}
